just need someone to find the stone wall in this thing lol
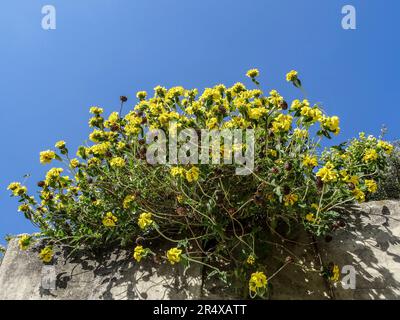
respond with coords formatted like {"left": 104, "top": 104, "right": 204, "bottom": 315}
{"left": 0, "top": 200, "right": 399, "bottom": 300}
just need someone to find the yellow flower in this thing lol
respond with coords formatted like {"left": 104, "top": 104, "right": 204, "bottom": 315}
{"left": 138, "top": 212, "right": 153, "bottom": 229}
{"left": 88, "top": 157, "right": 101, "bottom": 167}
{"left": 300, "top": 106, "right": 323, "bottom": 122}
{"left": 316, "top": 162, "right": 338, "bottom": 183}
{"left": 45, "top": 168, "right": 63, "bottom": 185}
{"left": 377, "top": 140, "right": 393, "bottom": 155}
{"left": 7, "top": 182, "right": 27, "bottom": 196}
{"left": 305, "top": 213, "right": 316, "bottom": 223}
{"left": 283, "top": 193, "right": 298, "bottom": 206}
{"left": 206, "top": 117, "right": 219, "bottom": 129}
{"left": 136, "top": 91, "right": 147, "bottom": 100}
{"left": 154, "top": 85, "right": 167, "bottom": 96}
{"left": 40, "top": 150, "right": 56, "bottom": 164}
{"left": 123, "top": 194, "right": 136, "bottom": 209}
{"left": 133, "top": 245, "right": 146, "bottom": 262}
{"left": 293, "top": 128, "right": 308, "bottom": 139}
{"left": 18, "top": 204, "right": 30, "bottom": 212}
{"left": 105, "top": 111, "right": 119, "bottom": 125}
{"left": 18, "top": 235, "right": 31, "bottom": 250}
{"left": 330, "top": 264, "right": 340, "bottom": 282}
{"left": 286, "top": 70, "right": 298, "bottom": 82}
{"left": 249, "top": 271, "right": 267, "bottom": 293}
{"left": 90, "top": 142, "right": 111, "bottom": 156}
{"left": 248, "top": 107, "right": 267, "bottom": 120}
{"left": 70, "top": 158, "right": 80, "bottom": 168}
{"left": 365, "top": 179, "right": 378, "bottom": 193}
{"left": 89, "top": 106, "right": 104, "bottom": 115}
{"left": 246, "top": 68, "right": 259, "bottom": 78}
{"left": 102, "top": 212, "right": 118, "bottom": 227}
{"left": 247, "top": 255, "right": 256, "bottom": 265}
{"left": 268, "top": 149, "right": 277, "bottom": 158}
{"left": 117, "top": 141, "right": 126, "bottom": 150}
{"left": 353, "top": 188, "right": 365, "bottom": 202}
{"left": 177, "top": 195, "right": 184, "bottom": 204}
{"left": 39, "top": 246, "right": 53, "bottom": 263}
{"left": 272, "top": 114, "right": 292, "bottom": 133}
{"left": 170, "top": 166, "right": 185, "bottom": 177}
{"left": 166, "top": 247, "right": 182, "bottom": 265}
{"left": 186, "top": 166, "right": 200, "bottom": 183}
{"left": 321, "top": 116, "right": 340, "bottom": 135}
{"left": 302, "top": 155, "right": 318, "bottom": 168}
{"left": 109, "top": 157, "right": 126, "bottom": 168}
{"left": 55, "top": 140, "right": 66, "bottom": 149}
{"left": 363, "top": 149, "right": 378, "bottom": 163}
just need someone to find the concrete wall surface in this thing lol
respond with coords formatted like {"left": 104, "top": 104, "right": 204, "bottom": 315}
{"left": 0, "top": 200, "right": 399, "bottom": 300}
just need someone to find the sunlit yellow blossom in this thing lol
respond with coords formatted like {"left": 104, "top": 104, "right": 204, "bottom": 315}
{"left": 316, "top": 162, "right": 338, "bottom": 183}
{"left": 110, "top": 157, "right": 125, "bottom": 168}
{"left": 133, "top": 245, "right": 146, "bottom": 262}
{"left": 104, "top": 112, "right": 120, "bottom": 128}
{"left": 321, "top": 116, "right": 340, "bottom": 135}
{"left": 353, "top": 188, "right": 365, "bottom": 202}
{"left": 247, "top": 255, "right": 256, "bottom": 265}
{"left": 136, "top": 91, "right": 147, "bottom": 100}
{"left": 186, "top": 166, "right": 200, "bottom": 183}
{"left": 123, "top": 194, "right": 136, "bottom": 209}
{"left": 248, "top": 107, "right": 267, "bottom": 120}
{"left": 290, "top": 99, "right": 309, "bottom": 111}
{"left": 90, "top": 142, "right": 111, "bottom": 156}
{"left": 7, "top": 182, "right": 27, "bottom": 196}
{"left": 18, "top": 235, "right": 31, "bottom": 250}
{"left": 206, "top": 117, "right": 219, "bottom": 129}
{"left": 40, "top": 150, "right": 56, "bottom": 164}
{"left": 154, "top": 85, "right": 167, "bottom": 96}
{"left": 286, "top": 70, "right": 298, "bottom": 82}
{"left": 89, "top": 106, "right": 104, "bottom": 115}
{"left": 283, "top": 193, "right": 298, "bottom": 206}
{"left": 363, "top": 149, "right": 378, "bottom": 163}
{"left": 249, "top": 271, "right": 267, "bottom": 293}
{"left": 302, "top": 155, "right": 318, "bottom": 168}
{"left": 272, "top": 114, "right": 292, "bottom": 133}
{"left": 55, "top": 140, "right": 66, "bottom": 149}
{"left": 365, "top": 179, "right": 378, "bottom": 193}
{"left": 300, "top": 106, "right": 323, "bottom": 122}
{"left": 117, "top": 141, "right": 126, "bottom": 151}
{"left": 293, "top": 128, "right": 308, "bottom": 139}
{"left": 39, "top": 246, "right": 53, "bottom": 263}
{"left": 102, "top": 212, "right": 118, "bottom": 227}
{"left": 138, "top": 212, "right": 153, "bottom": 229}
{"left": 171, "top": 166, "right": 185, "bottom": 177}
{"left": 18, "top": 204, "right": 30, "bottom": 212}
{"left": 246, "top": 68, "right": 259, "bottom": 78}
{"left": 88, "top": 157, "right": 101, "bottom": 167}
{"left": 330, "top": 265, "right": 340, "bottom": 282}
{"left": 45, "top": 168, "right": 63, "bottom": 184}
{"left": 67, "top": 158, "right": 79, "bottom": 169}
{"left": 377, "top": 140, "right": 393, "bottom": 155}
{"left": 166, "top": 247, "right": 182, "bottom": 265}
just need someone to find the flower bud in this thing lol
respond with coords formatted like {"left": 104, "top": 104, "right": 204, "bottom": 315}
{"left": 280, "top": 100, "right": 288, "bottom": 110}
{"left": 120, "top": 96, "right": 128, "bottom": 102}
{"left": 37, "top": 181, "right": 45, "bottom": 188}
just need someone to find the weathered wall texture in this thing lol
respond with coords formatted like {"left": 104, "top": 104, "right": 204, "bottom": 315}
{"left": 0, "top": 200, "right": 399, "bottom": 300}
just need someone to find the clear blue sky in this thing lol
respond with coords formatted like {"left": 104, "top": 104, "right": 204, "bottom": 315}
{"left": 1, "top": 0, "right": 399, "bottom": 246}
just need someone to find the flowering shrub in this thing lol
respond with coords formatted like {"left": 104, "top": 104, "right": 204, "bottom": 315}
{"left": 7, "top": 69, "right": 392, "bottom": 298}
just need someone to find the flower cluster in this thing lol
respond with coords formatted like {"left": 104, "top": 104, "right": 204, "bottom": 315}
{"left": 7, "top": 69, "right": 393, "bottom": 299}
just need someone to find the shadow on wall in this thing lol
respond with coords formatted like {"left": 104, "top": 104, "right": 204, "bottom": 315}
{"left": 318, "top": 201, "right": 400, "bottom": 299}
